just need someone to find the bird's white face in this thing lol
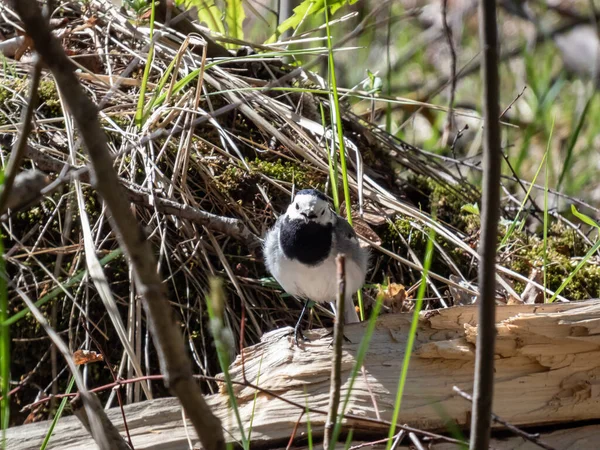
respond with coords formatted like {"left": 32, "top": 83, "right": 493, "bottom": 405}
{"left": 286, "top": 192, "right": 335, "bottom": 226}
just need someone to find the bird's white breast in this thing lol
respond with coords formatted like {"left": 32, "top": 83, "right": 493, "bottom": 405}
{"left": 267, "top": 227, "right": 365, "bottom": 304}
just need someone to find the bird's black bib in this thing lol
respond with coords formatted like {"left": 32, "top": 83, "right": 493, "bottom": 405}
{"left": 279, "top": 217, "right": 332, "bottom": 266}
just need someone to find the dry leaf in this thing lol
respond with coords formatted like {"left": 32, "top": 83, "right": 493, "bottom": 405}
{"left": 522, "top": 268, "right": 543, "bottom": 304}
{"left": 378, "top": 282, "right": 407, "bottom": 313}
{"left": 352, "top": 216, "right": 382, "bottom": 246}
{"left": 73, "top": 349, "right": 103, "bottom": 365}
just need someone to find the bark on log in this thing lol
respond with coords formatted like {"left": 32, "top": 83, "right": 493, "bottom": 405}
{"left": 7, "top": 300, "right": 600, "bottom": 449}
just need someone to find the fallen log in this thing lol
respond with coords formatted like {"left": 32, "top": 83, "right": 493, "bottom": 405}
{"left": 7, "top": 300, "right": 600, "bottom": 449}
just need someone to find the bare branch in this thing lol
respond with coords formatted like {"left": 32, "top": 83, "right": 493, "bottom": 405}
{"left": 470, "top": 0, "right": 502, "bottom": 448}
{"left": 7, "top": 2, "right": 225, "bottom": 449}
{"left": 454, "top": 386, "right": 557, "bottom": 450}
{"left": 441, "top": 0, "right": 458, "bottom": 147}
{"left": 0, "top": 58, "right": 42, "bottom": 213}
{"left": 124, "top": 183, "right": 262, "bottom": 249}
{"left": 15, "top": 288, "right": 128, "bottom": 450}
{"left": 324, "top": 254, "right": 346, "bottom": 449}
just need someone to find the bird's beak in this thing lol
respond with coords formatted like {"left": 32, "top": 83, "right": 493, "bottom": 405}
{"left": 300, "top": 211, "right": 317, "bottom": 221}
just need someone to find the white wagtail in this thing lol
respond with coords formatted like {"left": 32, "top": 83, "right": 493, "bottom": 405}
{"left": 264, "top": 189, "right": 369, "bottom": 343}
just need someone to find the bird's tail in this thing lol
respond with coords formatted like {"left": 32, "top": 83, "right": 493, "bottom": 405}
{"left": 344, "top": 298, "right": 360, "bottom": 324}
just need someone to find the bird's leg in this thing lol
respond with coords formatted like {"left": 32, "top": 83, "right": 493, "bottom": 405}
{"left": 325, "top": 329, "right": 353, "bottom": 345}
{"left": 293, "top": 299, "right": 311, "bottom": 346}
{"left": 325, "top": 301, "right": 352, "bottom": 344}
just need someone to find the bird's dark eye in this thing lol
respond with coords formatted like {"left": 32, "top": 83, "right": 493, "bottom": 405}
{"left": 320, "top": 210, "right": 324, "bottom": 216}
{"left": 295, "top": 204, "right": 299, "bottom": 210}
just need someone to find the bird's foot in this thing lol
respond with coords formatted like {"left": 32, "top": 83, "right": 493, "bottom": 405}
{"left": 291, "top": 324, "right": 310, "bottom": 347}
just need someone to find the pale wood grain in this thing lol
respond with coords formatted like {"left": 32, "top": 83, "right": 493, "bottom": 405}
{"left": 8, "top": 300, "right": 600, "bottom": 449}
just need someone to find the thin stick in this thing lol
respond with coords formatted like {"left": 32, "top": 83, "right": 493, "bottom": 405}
{"left": 454, "top": 387, "right": 557, "bottom": 450}
{"left": 441, "top": 0, "right": 457, "bottom": 147}
{"left": 470, "top": 0, "right": 502, "bottom": 448}
{"left": 21, "top": 372, "right": 467, "bottom": 446}
{"left": 80, "top": 320, "right": 134, "bottom": 449}
{"left": 324, "top": 254, "right": 346, "bottom": 449}
{"left": 408, "top": 432, "right": 426, "bottom": 450}
{"left": 15, "top": 288, "right": 128, "bottom": 450}
{"left": 8, "top": 2, "right": 226, "bottom": 449}
{"left": 0, "top": 58, "right": 42, "bottom": 213}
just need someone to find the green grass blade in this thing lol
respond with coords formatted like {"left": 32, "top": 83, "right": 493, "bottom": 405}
{"left": 324, "top": 2, "right": 351, "bottom": 226}
{"left": 304, "top": 391, "right": 313, "bottom": 450}
{"left": 571, "top": 204, "right": 600, "bottom": 230}
{"left": 328, "top": 293, "right": 384, "bottom": 445}
{"left": 39, "top": 376, "right": 75, "bottom": 450}
{"left": 557, "top": 93, "right": 594, "bottom": 191}
{"left": 543, "top": 117, "right": 555, "bottom": 301}
{"left": 323, "top": 0, "right": 365, "bottom": 320}
{"left": 385, "top": 229, "right": 436, "bottom": 450}
{"left": 343, "top": 428, "right": 354, "bottom": 449}
{"left": 225, "top": 0, "right": 246, "bottom": 46}
{"left": 548, "top": 239, "right": 600, "bottom": 303}
{"left": 206, "top": 278, "right": 248, "bottom": 449}
{"left": 547, "top": 205, "right": 600, "bottom": 303}
{"left": 0, "top": 233, "right": 8, "bottom": 448}
{"left": 320, "top": 102, "right": 340, "bottom": 211}
{"left": 135, "top": 0, "right": 156, "bottom": 126}
{"left": 246, "top": 354, "right": 263, "bottom": 442}
{"left": 142, "top": 56, "right": 178, "bottom": 121}
{"left": 499, "top": 151, "right": 547, "bottom": 249}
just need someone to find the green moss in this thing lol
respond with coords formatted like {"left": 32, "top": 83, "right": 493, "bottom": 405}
{"left": 0, "top": 84, "right": 11, "bottom": 105}
{"left": 249, "top": 158, "right": 323, "bottom": 188}
{"left": 505, "top": 223, "right": 600, "bottom": 299}
{"left": 382, "top": 215, "right": 473, "bottom": 278}
{"left": 37, "top": 80, "right": 62, "bottom": 117}
{"left": 402, "top": 174, "right": 478, "bottom": 232}
{"left": 216, "top": 157, "right": 325, "bottom": 202}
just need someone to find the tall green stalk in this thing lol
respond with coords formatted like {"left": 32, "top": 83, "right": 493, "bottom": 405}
{"left": 323, "top": 0, "right": 365, "bottom": 319}
{"left": 206, "top": 278, "right": 248, "bottom": 449}
{"left": 135, "top": 0, "right": 155, "bottom": 126}
{"left": 0, "top": 233, "right": 8, "bottom": 449}
{"left": 543, "top": 118, "right": 555, "bottom": 301}
{"left": 385, "top": 229, "right": 436, "bottom": 450}
{"left": 40, "top": 376, "right": 75, "bottom": 450}
{"left": 328, "top": 293, "right": 384, "bottom": 445}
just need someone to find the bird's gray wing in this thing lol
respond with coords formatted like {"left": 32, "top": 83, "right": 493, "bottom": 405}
{"left": 332, "top": 215, "right": 369, "bottom": 323}
{"left": 333, "top": 215, "right": 369, "bottom": 273}
{"left": 263, "top": 215, "right": 284, "bottom": 275}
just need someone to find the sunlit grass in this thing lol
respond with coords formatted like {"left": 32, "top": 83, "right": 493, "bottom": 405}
{"left": 206, "top": 278, "right": 248, "bottom": 450}
{"left": 385, "top": 228, "right": 436, "bottom": 450}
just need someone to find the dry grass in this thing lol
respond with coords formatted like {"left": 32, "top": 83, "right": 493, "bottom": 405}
{"left": 0, "top": 0, "right": 597, "bottom": 428}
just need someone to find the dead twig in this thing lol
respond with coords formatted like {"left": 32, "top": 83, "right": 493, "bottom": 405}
{"left": 408, "top": 432, "right": 426, "bottom": 450}
{"left": 124, "top": 183, "right": 262, "bottom": 249}
{"left": 21, "top": 372, "right": 467, "bottom": 447}
{"left": 80, "top": 320, "right": 134, "bottom": 449}
{"left": 441, "top": 0, "right": 458, "bottom": 148}
{"left": 500, "top": 85, "right": 527, "bottom": 119}
{"left": 15, "top": 288, "right": 128, "bottom": 450}
{"left": 8, "top": 2, "right": 225, "bottom": 449}
{"left": 324, "top": 254, "right": 346, "bottom": 449}
{"left": 470, "top": 0, "right": 502, "bottom": 448}
{"left": 454, "top": 386, "right": 557, "bottom": 450}
{"left": 0, "top": 57, "right": 42, "bottom": 213}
